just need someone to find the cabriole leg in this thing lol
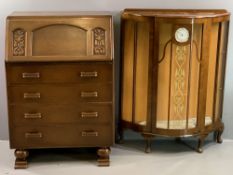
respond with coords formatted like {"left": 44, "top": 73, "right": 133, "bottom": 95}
{"left": 145, "top": 138, "right": 151, "bottom": 153}
{"left": 97, "top": 147, "right": 110, "bottom": 166}
{"left": 118, "top": 127, "right": 124, "bottom": 144}
{"left": 14, "top": 149, "right": 29, "bottom": 169}
{"left": 142, "top": 134, "right": 153, "bottom": 153}
{"left": 197, "top": 134, "right": 208, "bottom": 153}
{"left": 216, "top": 123, "right": 224, "bottom": 144}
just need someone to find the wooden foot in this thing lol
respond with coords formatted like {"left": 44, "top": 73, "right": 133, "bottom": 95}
{"left": 145, "top": 138, "right": 151, "bottom": 153}
{"left": 197, "top": 134, "right": 208, "bottom": 153}
{"left": 97, "top": 147, "right": 110, "bottom": 166}
{"left": 117, "top": 128, "right": 124, "bottom": 144}
{"left": 142, "top": 134, "right": 153, "bottom": 153}
{"left": 14, "top": 149, "right": 29, "bottom": 169}
{"left": 216, "top": 124, "right": 224, "bottom": 144}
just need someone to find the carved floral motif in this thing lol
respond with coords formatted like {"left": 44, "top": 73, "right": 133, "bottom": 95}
{"left": 93, "top": 27, "right": 106, "bottom": 55}
{"left": 173, "top": 46, "right": 187, "bottom": 121}
{"left": 13, "top": 29, "right": 26, "bottom": 56}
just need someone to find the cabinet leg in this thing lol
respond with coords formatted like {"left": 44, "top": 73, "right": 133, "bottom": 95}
{"left": 145, "top": 138, "right": 151, "bottom": 153}
{"left": 142, "top": 134, "right": 153, "bottom": 153}
{"left": 118, "top": 128, "right": 124, "bottom": 144}
{"left": 197, "top": 134, "right": 208, "bottom": 153}
{"left": 216, "top": 123, "right": 224, "bottom": 144}
{"left": 97, "top": 147, "right": 110, "bottom": 166}
{"left": 14, "top": 149, "right": 29, "bottom": 169}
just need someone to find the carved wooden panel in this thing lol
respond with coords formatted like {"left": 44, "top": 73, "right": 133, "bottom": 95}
{"left": 169, "top": 45, "right": 190, "bottom": 129}
{"left": 32, "top": 24, "right": 87, "bottom": 56}
{"left": 93, "top": 27, "right": 106, "bottom": 55}
{"left": 173, "top": 46, "right": 187, "bottom": 118}
{"left": 13, "top": 29, "right": 26, "bottom": 56}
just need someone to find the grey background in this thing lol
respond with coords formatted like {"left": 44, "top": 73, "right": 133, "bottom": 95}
{"left": 0, "top": 0, "right": 232, "bottom": 140}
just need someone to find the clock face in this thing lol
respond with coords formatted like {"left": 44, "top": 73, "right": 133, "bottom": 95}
{"left": 175, "top": 27, "right": 189, "bottom": 43}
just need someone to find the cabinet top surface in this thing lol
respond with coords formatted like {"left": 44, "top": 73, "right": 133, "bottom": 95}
{"left": 123, "top": 9, "right": 230, "bottom": 18}
{"left": 8, "top": 11, "right": 112, "bottom": 19}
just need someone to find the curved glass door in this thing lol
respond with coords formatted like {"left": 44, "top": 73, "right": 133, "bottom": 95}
{"left": 153, "top": 18, "right": 218, "bottom": 132}
{"left": 121, "top": 17, "right": 152, "bottom": 131}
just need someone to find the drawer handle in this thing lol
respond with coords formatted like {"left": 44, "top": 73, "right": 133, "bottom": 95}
{"left": 80, "top": 71, "right": 98, "bottom": 78}
{"left": 81, "top": 112, "right": 98, "bottom": 118}
{"left": 22, "top": 72, "right": 40, "bottom": 79}
{"left": 24, "top": 113, "right": 42, "bottom": 119}
{"left": 25, "top": 132, "right": 42, "bottom": 138}
{"left": 81, "top": 91, "right": 98, "bottom": 98}
{"left": 23, "top": 93, "right": 41, "bottom": 99}
{"left": 81, "top": 131, "right": 98, "bottom": 137}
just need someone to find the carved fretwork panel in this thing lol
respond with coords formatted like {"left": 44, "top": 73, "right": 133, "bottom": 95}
{"left": 173, "top": 46, "right": 187, "bottom": 118}
{"left": 170, "top": 45, "right": 190, "bottom": 129}
{"left": 13, "top": 29, "right": 26, "bottom": 56}
{"left": 93, "top": 27, "right": 106, "bottom": 55}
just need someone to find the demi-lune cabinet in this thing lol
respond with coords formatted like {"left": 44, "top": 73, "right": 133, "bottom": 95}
{"left": 6, "top": 12, "right": 114, "bottom": 168}
{"left": 120, "top": 9, "right": 230, "bottom": 153}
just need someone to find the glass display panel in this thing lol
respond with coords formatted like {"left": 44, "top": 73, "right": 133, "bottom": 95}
{"left": 134, "top": 22, "right": 150, "bottom": 126}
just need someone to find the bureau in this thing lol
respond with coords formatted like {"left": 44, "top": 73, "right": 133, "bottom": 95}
{"left": 5, "top": 12, "right": 114, "bottom": 168}
{"left": 120, "top": 9, "right": 229, "bottom": 153}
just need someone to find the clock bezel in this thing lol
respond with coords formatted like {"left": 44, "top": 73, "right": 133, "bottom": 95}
{"left": 173, "top": 25, "right": 191, "bottom": 45}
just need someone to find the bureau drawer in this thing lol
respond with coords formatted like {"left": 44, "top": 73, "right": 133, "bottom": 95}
{"left": 9, "top": 103, "right": 112, "bottom": 125}
{"left": 6, "top": 62, "right": 112, "bottom": 84}
{"left": 8, "top": 83, "right": 112, "bottom": 104}
{"left": 10, "top": 124, "right": 113, "bottom": 148}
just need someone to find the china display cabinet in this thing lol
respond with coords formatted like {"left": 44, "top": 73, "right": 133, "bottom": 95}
{"left": 120, "top": 9, "right": 230, "bottom": 153}
{"left": 6, "top": 12, "right": 114, "bottom": 168}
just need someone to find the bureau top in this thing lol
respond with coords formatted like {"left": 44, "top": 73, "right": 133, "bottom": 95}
{"left": 123, "top": 9, "right": 230, "bottom": 19}
{"left": 8, "top": 11, "right": 112, "bottom": 19}
{"left": 6, "top": 12, "right": 113, "bottom": 62}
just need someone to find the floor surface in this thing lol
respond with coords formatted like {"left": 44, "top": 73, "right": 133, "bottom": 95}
{"left": 0, "top": 139, "right": 233, "bottom": 175}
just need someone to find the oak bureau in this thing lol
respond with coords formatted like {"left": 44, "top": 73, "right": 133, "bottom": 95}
{"left": 5, "top": 12, "right": 114, "bottom": 168}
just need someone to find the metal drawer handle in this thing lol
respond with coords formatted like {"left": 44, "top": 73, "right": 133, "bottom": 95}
{"left": 80, "top": 71, "right": 98, "bottom": 78}
{"left": 81, "top": 91, "right": 98, "bottom": 98}
{"left": 23, "top": 93, "right": 41, "bottom": 99}
{"left": 81, "top": 131, "right": 98, "bottom": 137}
{"left": 81, "top": 112, "right": 98, "bottom": 118}
{"left": 24, "top": 113, "right": 42, "bottom": 119}
{"left": 22, "top": 72, "right": 40, "bottom": 79}
{"left": 25, "top": 132, "right": 42, "bottom": 138}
